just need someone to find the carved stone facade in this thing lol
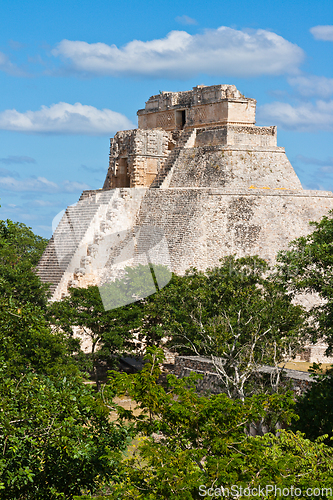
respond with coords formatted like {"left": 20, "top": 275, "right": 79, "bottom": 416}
{"left": 104, "top": 84, "right": 262, "bottom": 189}
{"left": 103, "top": 129, "right": 173, "bottom": 189}
{"left": 137, "top": 84, "right": 256, "bottom": 130}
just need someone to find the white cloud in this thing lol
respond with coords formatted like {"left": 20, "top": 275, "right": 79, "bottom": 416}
{"left": 62, "top": 180, "right": 91, "bottom": 192}
{"left": 0, "top": 175, "right": 90, "bottom": 193}
{"left": 175, "top": 15, "right": 197, "bottom": 25}
{"left": 0, "top": 102, "right": 134, "bottom": 135}
{"left": 288, "top": 75, "right": 333, "bottom": 99}
{"left": 52, "top": 27, "right": 304, "bottom": 78}
{"left": 0, "top": 51, "right": 22, "bottom": 75}
{"left": 295, "top": 155, "right": 333, "bottom": 167}
{"left": 0, "top": 176, "right": 59, "bottom": 192}
{"left": 0, "top": 155, "right": 36, "bottom": 164}
{"left": 310, "top": 25, "right": 333, "bottom": 41}
{"left": 258, "top": 100, "right": 333, "bottom": 132}
{"left": 8, "top": 40, "right": 27, "bottom": 51}
{"left": 31, "top": 199, "right": 58, "bottom": 207}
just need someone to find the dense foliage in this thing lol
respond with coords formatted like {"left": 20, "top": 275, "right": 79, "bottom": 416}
{"left": 276, "top": 210, "right": 333, "bottom": 352}
{"left": 0, "top": 306, "right": 131, "bottom": 500}
{"left": 0, "top": 219, "right": 49, "bottom": 307}
{"left": 292, "top": 365, "right": 333, "bottom": 445}
{"left": 0, "top": 298, "right": 80, "bottom": 379}
{"left": 143, "top": 256, "right": 306, "bottom": 398}
{"left": 103, "top": 348, "right": 333, "bottom": 499}
{"left": 47, "top": 283, "right": 144, "bottom": 385}
{"left": 0, "top": 368, "right": 130, "bottom": 500}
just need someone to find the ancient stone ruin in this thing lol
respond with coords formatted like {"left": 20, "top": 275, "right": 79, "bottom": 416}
{"left": 103, "top": 84, "right": 289, "bottom": 190}
{"left": 37, "top": 84, "right": 333, "bottom": 361}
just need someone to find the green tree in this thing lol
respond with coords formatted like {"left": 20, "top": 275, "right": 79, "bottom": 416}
{"left": 0, "top": 367, "right": 130, "bottom": 500}
{"left": 103, "top": 348, "right": 333, "bottom": 500}
{"left": 143, "top": 256, "right": 306, "bottom": 398}
{"left": 0, "top": 298, "right": 81, "bottom": 379}
{"left": 0, "top": 298, "right": 131, "bottom": 499}
{"left": 292, "top": 365, "right": 333, "bottom": 445}
{"left": 0, "top": 219, "right": 49, "bottom": 307}
{"left": 276, "top": 210, "right": 333, "bottom": 353}
{"left": 47, "top": 264, "right": 171, "bottom": 384}
{"left": 47, "top": 284, "right": 144, "bottom": 385}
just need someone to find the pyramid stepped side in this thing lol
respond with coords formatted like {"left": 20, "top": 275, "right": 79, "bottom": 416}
{"left": 167, "top": 131, "right": 302, "bottom": 191}
{"left": 36, "top": 236, "right": 64, "bottom": 295}
{"left": 43, "top": 188, "right": 147, "bottom": 300}
{"left": 150, "top": 129, "right": 196, "bottom": 188}
{"left": 37, "top": 190, "right": 113, "bottom": 294}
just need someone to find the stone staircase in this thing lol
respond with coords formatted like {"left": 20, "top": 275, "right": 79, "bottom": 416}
{"left": 150, "top": 128, "right": 196, "bottom": 188}
{"left": 37, "top": 190, "right": 113, "bottom": 294}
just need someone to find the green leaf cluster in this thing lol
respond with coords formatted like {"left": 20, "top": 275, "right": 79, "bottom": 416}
{"left": 0, "top": 298, "right": 80, "bottom": 379}
{"left": 105, "top": 348, "right": 333, "bottom": 499}
{"left": 293, "top": 365, "right": 333, "bottom": 445}
{"left": 0, "top": 219, "right": 49, "bottom": 307}
{"left": 0, "top": 368, "right": 130, "bottom": 499}
{"left": 276, "top": 210, "right": 333, "bottom": 352}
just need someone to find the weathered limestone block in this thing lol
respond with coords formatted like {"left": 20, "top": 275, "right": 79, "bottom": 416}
{"left": 168, "top": 147, "right": 302, "bottom": 190}
{"left": 195, "top": 125, "right": 277, "bottom": 148}
{"left": 138, "top": 84, "right": 256, "bottom": 131}
{"left": 104, "top": 129, "right": 170, "bottom": 189}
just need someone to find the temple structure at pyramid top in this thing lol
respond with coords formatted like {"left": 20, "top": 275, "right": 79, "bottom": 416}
{"left": 137, "top": 84, "right": 256, "bottom": 130}
{"left": 103, "top": 84, "right": 285, "bottom": 190}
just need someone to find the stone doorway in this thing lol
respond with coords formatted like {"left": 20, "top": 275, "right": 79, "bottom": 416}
{"left": 176, "top": 110, "right": 186, "bottom": 129}
{"left": 116, "top": 157, "right": 130, "bottom": 187}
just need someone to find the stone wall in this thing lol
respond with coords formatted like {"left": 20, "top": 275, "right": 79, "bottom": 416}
{"left": 137, "top": 84, "right": 256, "bottom": 131}
{"left": 38, "top": 188, "right": 147, "bottom": 300}
{"left": 168, "top": 146, "right": 301, "bottom": 190}
{"left": 40, "top": 186, "right": 333, "bottom": 301}
{"left": 103, "top": 129, "right": 170, "bottom": 189}
{"left": 171, "top": 356, "right": 314, "bottom": 395}
{"left": 133, "top": 188, "right": 333, "bottom": 272}
{"left": 195, "top": 125, "right": 277, "bottom": 148}
{"left": 295, "top": 342, "right": 333, "bottom": 364}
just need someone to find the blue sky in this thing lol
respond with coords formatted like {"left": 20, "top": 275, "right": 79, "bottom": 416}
{"left": 0, "top": 0, "right": 332, "bottom": 238}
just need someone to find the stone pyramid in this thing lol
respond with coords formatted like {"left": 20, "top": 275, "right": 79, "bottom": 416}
{"left": 37, "top": 84, "right": 333, "bottom": 305}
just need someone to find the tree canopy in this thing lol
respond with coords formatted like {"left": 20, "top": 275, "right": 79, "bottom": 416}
{"left": 143, "top": 256, "right": 306, "bottom": 398}
{"left": 0, "top": 219, "right": 49, "bottom": 307}
{"left": 276, "top": 210, "right": 333, "bottom": 352}
{"left": 0, "top": 367, "right": 130, "bottom": 499}
{"left": 0, "top": 298, "right": 81, "bottom": 379}
{"left": 47, "top": 283, "right": 144, "bottom": 386}
{"left": 292, "top": 365, "right": 333, "bottom": 445}
{"left": 103, "top": 348, "right": 333, "bottom": 500}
